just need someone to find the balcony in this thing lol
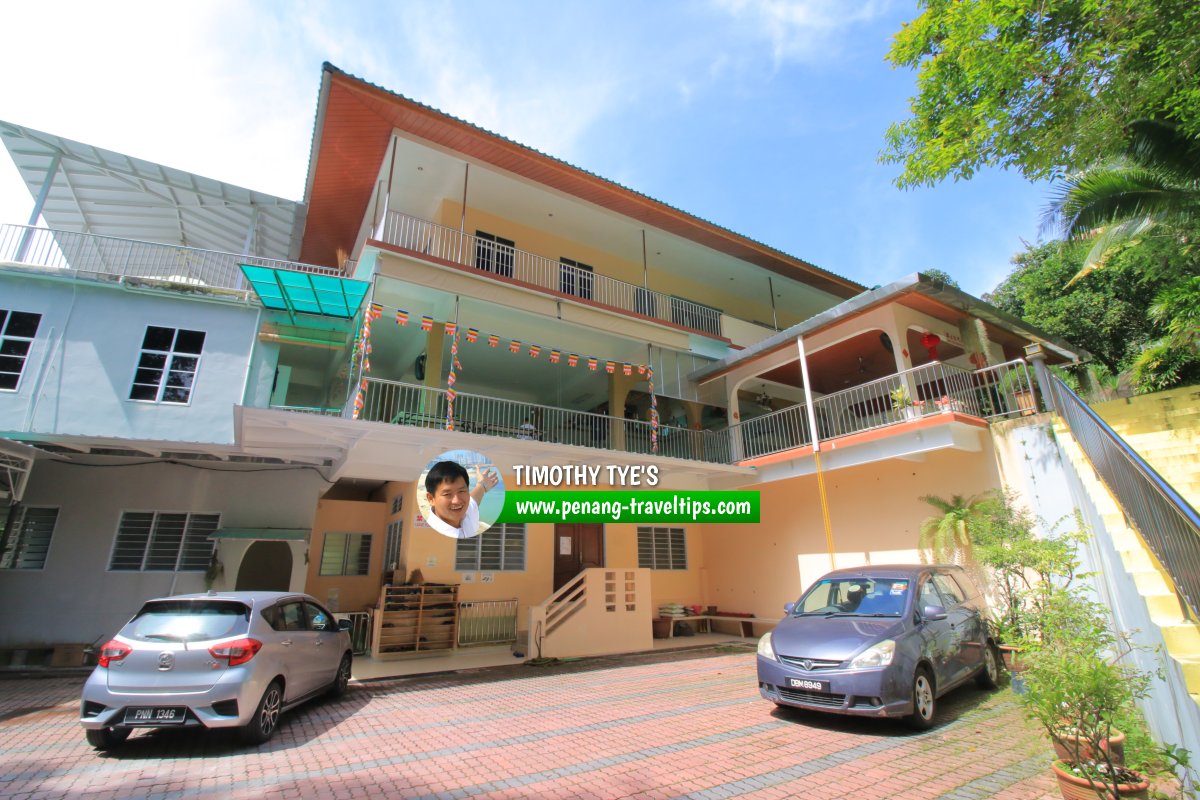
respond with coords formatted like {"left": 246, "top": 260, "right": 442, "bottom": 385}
{"left": 0, "top": 224, "right": 341, "bottom": 295}
{"left": 730, "top": 360, "right": 1038, "bottom": 462}
{"left": 374, "top": 211, "right": 725, "bottom": 338}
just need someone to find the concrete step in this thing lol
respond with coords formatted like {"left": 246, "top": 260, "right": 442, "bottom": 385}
{"left": 1162, "top": 623, "right": 1200, "bottom": 654}
{"left": 1178, "top": 656, "right": 1200, "bottom": 696}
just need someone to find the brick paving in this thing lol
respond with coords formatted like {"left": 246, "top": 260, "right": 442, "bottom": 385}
{"left": 0, "top": 645, "right": 1060, "bottom": 799}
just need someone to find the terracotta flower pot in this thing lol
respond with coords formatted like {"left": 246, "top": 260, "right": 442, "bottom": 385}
{"left": 1052, "top": 729, "right": 1125, "bottom": 766}
{"left": 1050, "top": 760, "right": 1148, "bottom": 800}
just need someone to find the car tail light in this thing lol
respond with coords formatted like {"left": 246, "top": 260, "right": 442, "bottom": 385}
{"left": 208, "top": 638, "right": 262, "bottom": 667}
{"left": 97, "top": 639, "right": 132, "bottom": 668}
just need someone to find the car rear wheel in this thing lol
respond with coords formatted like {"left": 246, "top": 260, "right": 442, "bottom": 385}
{"left": 907, "top": 667, "right": 936, "bottom": 730}
{"left": 85, "top": 726, "right": 131, "bottom": 750}
{"left": 976, "top": 642, "right": 1000, "bottom": 690}
{"left": 327, "top": 653, "right": 352, "bottom": 698}
{"left": 240, "top": 680, "right": 283, "bottom": 745}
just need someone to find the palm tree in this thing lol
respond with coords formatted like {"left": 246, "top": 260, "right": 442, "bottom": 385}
{"left": 917, "top": 493, "right": 1000, "bottom": 565}
{"left": 1047, "top": 119, "right": 1200, "bottom": 284}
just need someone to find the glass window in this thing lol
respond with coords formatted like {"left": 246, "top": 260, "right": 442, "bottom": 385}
{"left": 919, "top": 578, "right": 944, "bottom": 610}
{"left": 932, "top": 573, "right": 965, "bottom": 606}
{"left": 129, "top": 325, "right": 206, "bottom": 404}
{"left": 319, "top": 532, "right": 371, "bottom": 576}
{"left": 636, "top": 527, "right": 686, "bottom": 570}
{"left": 794, "top": 577, "right": 911, "bottom": 617}
{"left": 304, "top": 602, "right": 336, "bottom": 632}
{"left": 108, "top": 511, "right": 218, "bottom": 571}
{"left": 279, "top": 601, "right": 306, "bottom": 631}
{"left": 0, "top": 505, "right": 58, "bottom": 569}
{"left": 126, "top": 600, "right": 249, "bottom": 642}
{"left": 455, "top": 523, "right": 526, "bottom": 571}
{"left": 0, "top": 309, "right": 42, "bottom": 391}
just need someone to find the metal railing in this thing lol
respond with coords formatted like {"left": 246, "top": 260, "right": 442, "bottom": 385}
{"left": 357, "top": 377, "right": 733, "bottom": 463}
{"left": 730, "top": 359, "right": 1037, "bottom": 461}
{"left": 457, "top": 598, "right": 519, "bottom": 646}
{"left": 1046, "top": 374, "right": 1200, "bottom": 620}
{"left": 336, "top": 611, "right": 373, "bottom": 655}
{"left": 377, "top": 211, "right": 723, "bottom": 337}
{"left": 0, "top": 225, "right": 341, "bottom": 293}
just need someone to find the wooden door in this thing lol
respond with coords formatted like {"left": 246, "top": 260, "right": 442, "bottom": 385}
{"left": 553, "top": 524, "right": 604, "bottom": 591}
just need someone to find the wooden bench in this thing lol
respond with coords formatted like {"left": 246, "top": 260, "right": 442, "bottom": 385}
{"left": 662, "top": 615, "right": 780, "bottom": 638}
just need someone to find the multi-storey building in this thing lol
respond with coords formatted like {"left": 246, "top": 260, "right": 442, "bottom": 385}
{"left": 0, "top": 65, "right": 1083, "bottom": 659}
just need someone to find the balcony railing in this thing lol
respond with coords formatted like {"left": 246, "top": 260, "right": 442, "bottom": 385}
{"left": 376, "top": 211, "right": 723, "bottom": 338}
{"left": 0, "top": 225, "right": 341, "bottom": 293}
{"left": 730, "top": 360, "right": 1038, "bottom": 461}
{"left": 355, "top": 377, "right": 733, "bottom": 464}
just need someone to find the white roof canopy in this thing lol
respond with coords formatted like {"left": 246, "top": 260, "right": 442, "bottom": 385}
{"left": 0, "top": 120, "right": 303, "bottom": 261}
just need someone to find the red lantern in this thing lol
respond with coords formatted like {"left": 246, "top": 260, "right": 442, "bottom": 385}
{"left": 920, "top": 331, "right": 941, "bottom": 360}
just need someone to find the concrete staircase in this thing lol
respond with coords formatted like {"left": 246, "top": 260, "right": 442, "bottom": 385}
{"left": 1057, "top": 385, "right": 1200, "bottom": 704}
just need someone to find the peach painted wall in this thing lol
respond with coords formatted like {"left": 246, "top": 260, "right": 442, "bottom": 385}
{"left": 305, "top": 498, "right": 389, "bottom": 613}
{"left": 697, "top": 445, "right": 1003, "bottom": 621}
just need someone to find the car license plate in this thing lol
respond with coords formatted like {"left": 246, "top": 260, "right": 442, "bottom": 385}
{"left": 788, "top": 678, "right": 827, "bottom": 692}
{"left": 124, "top": 706, "right": 186, "bottom": 725}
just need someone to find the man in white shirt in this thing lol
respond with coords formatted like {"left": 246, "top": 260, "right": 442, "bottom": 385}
{"left": 424, "top": 460, "right": 499, "bottom": 539}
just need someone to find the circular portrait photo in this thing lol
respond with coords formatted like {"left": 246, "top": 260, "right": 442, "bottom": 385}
{"left": 416, "top": 449, "right": 505, "bottom": 539}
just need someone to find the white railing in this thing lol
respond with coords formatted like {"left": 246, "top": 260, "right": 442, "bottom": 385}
{"left": 528, "top": 568, "right": 651, "bottom": 659}
{"left": 0, "top": 225, "right": 342, "bottom": 293}
{"left": 357, "top": 377, "right": 734, "bottom": 463}
{"left": 377, "top": 211, "right": 723, "bottom": 338}
{"left": 457, "top": 598, "right": 519, "bottom": 646}
{"left": 731, "top": 359, "right": 1038, "bottom": 461}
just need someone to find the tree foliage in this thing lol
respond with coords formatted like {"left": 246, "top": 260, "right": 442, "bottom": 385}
{"left": 883, "top": 0, "right": 1200, "bottom": 188}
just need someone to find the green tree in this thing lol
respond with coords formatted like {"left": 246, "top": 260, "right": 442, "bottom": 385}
{"left": 883, "top": 0, "right": 1200, "bottom": 188}
{"left": 917, "top": 492, "right": 1000, "bottom": 565}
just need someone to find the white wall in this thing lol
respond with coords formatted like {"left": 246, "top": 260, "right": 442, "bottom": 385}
{"left": 0, "top": 274, "right": 259, "bottom": 443}
{"left": 0, "top": 458, "right": 327, "bottom": 647}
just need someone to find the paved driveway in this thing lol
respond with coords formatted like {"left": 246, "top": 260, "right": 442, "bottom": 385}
{"left": 0, "top": 646, "right": 1058, "bottom": 799}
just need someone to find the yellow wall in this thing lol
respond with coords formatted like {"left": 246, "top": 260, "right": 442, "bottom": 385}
{"left": 437, "top": 200, "right": 780, "bottom": 327}
{"left": 697, "top": 446, "right": 1003, "bottom": 620}
{"left": 306, "top": 498, "right": 389, "bottom": 612}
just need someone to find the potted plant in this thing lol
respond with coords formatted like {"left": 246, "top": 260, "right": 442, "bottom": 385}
{"left": 889, "top": 385, "right": 925, "bottom": 420}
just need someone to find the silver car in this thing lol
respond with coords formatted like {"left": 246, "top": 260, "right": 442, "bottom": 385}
{"left": 80, "top": 591, "right": 353, "bottom": 749}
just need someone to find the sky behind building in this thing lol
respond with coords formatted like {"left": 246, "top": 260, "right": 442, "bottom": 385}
{"left": 0, "top": 0, "right": 1051, "bottom": 297}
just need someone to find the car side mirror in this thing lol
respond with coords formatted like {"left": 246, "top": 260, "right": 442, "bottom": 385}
{"left": 338, "top": 618, "right": 353, "bottom": 631}
{"left": 783, "top": 602, "right": 795, "bottom": 614}
{"left": 922, "top": 604, "right": 947, "bottom": 621}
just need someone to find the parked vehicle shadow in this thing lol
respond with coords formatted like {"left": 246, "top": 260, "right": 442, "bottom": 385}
{"left": 768, "top": 683, "right": 1004, "bottom": 736}
{"left": 92, "top": 689, "right": 373, "bottom": 759}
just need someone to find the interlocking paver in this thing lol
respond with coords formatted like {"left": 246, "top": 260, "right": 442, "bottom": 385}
{"left": 0, "top": 647, "right": 1060, "bottom": 799}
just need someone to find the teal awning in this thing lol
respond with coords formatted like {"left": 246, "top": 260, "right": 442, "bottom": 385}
{"left": 209, "top": 528, "right": 309, "bottom": 541}
{"left": 240, "top": 265, "right": 370, "bottom": 319}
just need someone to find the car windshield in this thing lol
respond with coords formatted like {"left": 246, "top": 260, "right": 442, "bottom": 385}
{"left": 125, "top": 600, "right": 250, "bottom": 643}
{"left": 792, "top": 578, "right": 911, "bottom": 617}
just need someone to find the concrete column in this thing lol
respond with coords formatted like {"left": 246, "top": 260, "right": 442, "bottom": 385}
{"left": 423, "top": 323, "right": 446, "bottom": 389}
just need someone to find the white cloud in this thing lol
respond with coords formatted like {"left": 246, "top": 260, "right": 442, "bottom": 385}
{"left": 712, "top": 0, "right": 896, "bottom": 67}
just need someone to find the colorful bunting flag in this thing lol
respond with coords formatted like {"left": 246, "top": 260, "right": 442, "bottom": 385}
{"left": 466, "top": 328, "right": 479, "bottom": 343}
{"left": 605, "top": 361, "right": 615, "bottom": 374}
{"left": 549, "top": 349, "right": 561, "bottom": 364}
{"left": 622, "top": 362, "right": 632, "bottom": 376}
{"left": 529, "top": 344, "right": 541, "bottom": 358}
{"left": 445, "top": 322, "right": 457, "bottom": 336}
{"left": 369, "top": 302, "right": 383, "bottom": 320}
{"left": 648, "top": 367, "right": 658, "bottom": 453}
{"left": 396, "top": 310, "right": 409, "bottom": 326}
{"left": 509, "top": 340, "right": 521, "bottom": 353}
{"left": 420, "top": 315, "right": 433, "bottom": 332}
{"left": 568, "top": 353, "right": 579, "bottom": 368}
{"left": 488, "top": 334, "right": 499, "bottom": 348}
{"left": 587, "top": 357, "right": 598, "bottom": 371}
{"left": 446, "top": 388, "right": 456, "bottom": 401}
{"left": 637, "top": 364, "right": 646, "bottom": 375}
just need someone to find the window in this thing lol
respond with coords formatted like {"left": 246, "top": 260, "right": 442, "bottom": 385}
{"left": 304, "top": 601, "right": 337, "bottom": 632}
{"left": 474, "top": 231, "right": 514, "bottom": 277}
{"left": 109, "top": 512, "right": 218, "bottom": 571}
{"left": 0, "top": 505, "right": 58, "bottom": 569}
{"left": 384, "top": 520, "right": 403, "bottom": 572}
{"left": 129, "top": 326, "right": 206, "bottom": 404}
{"left": 0, "top": 309, "right": 41, "bottom": 391}
{"left": 637, "top": 526, "right": 687, "bottom": 570}
{"left": 559, "top": 258, "right": 594, "bottom": 300}
{"left": 455, "top": 523, "right": 525, "bottom": 571}
{"left": 319, "top": 532, "right": 371, "bottom": 576}
{"left": 932, "top": 573, "right": 965, "bottom": 606}
{"left": 390, "top": 495, "right": 403, "bottom": 515}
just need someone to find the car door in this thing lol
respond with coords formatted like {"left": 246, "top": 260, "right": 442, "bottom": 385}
{"left": 933, "top": 572, "right": 985, "bottom": 681}
{"left": 915, "top": 575, "right": 957, "bottom": 690}
{"left": 275, "top": 599, "right": 321, "bottom": 699}
{"left": 303, "top": 601, "right": 344, "bottom": 686}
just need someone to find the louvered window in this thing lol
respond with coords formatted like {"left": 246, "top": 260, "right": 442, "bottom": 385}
{"left": 0, "top": 505, "right": 58, "bottom": 569}
{"left": 109, "top": 512, "right": 218, "bottom": 571}
{"left": 319, "top": 532, "right": 372, "bottom": 576}
{"left": 637, "top": 526, "right": 687, "bottom": 570}
{"left": 455, "top": 523, "right": 525, "bottom": 571}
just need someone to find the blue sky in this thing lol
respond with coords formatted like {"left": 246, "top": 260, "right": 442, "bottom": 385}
{"left": 0, "top": 0, "right": 1048, "bottom": 297}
